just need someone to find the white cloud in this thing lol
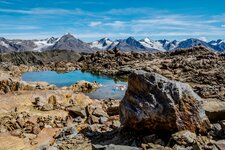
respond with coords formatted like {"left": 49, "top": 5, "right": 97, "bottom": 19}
{"left": 1, "top": 7, "right": 225, "bottom": 40}
{"left": 0, "top": 24, "right": 39, "bottom": 30}
{"left": 0, "top": 8, "right": 90, "bottom": 15}
{"left": 106, "top": 8, "right": 167, "bottom": 15}
{"left": 105, "top": 21, "right": 125, "bottom": 28}
{"left": 89, "top": 21, "right": 102, "bottom": 27}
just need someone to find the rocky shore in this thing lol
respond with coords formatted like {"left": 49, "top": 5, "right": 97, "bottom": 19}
{"left": 0, "top": 46, "right": 225, "bottom": 150}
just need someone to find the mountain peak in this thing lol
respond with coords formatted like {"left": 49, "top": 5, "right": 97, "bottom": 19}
{"left": 127, "top": 36, "right": 136, "bottom": 40}
{"left": 99, "top": 37, "right": 111, "bottom": 42}
{"left": 90, "top": 37, "right": 113, "bottom": 50}
{"left": 62, "top": 33, "right": 75, "bottom": 37}
{"left": 140, "top": 38, "right": 155, "bottom": 43}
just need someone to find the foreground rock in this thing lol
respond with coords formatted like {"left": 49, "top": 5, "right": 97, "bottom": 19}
{"left": 120, "top": 70, "right": 210, "bottom": 133}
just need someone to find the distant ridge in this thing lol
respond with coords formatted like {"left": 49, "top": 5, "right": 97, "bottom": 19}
{"left": 0, "top": 34, "right": 225, "bottom": 53}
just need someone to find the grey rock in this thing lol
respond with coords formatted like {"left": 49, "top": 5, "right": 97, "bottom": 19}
{"left": 41, "top": 104, "right": 53, "bottom": 111}
{"left": 90, "top": 115, "right": 99, "bottom": 124}
{"left": 99, "top": 117, "right": 108, "bottom": 124}
{"left": 215, "top": 140, "right": 225, "bottom": 150}
{"left": 220, "top": 120, "right": 225, "bottom": 132}
{"left": 93, "top": 108, "right": 109, "bottom": 117}
{"left": 203, "top": 100, "right": 225, "bottom": 122}
{"left": 54, "top": 127, "right": 78, "bottom": 141}
{"left": 67, "top": 106, "right": 87, "bottom": 118}
{"left": 172, "top": 130, "right": 197, "bottom": 146}
{"left": 92, "top": 144, "right": 140, "bottom": 150}
{"left": 112, "top": 120, "right": 121, "bottom": 128}
{"left": 120, "top": 70, "right": 210, "bottom": 133}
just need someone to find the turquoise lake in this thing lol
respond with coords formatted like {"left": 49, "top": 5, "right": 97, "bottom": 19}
{"left": 22, "top": 70, "right": 127, "bottom": 100}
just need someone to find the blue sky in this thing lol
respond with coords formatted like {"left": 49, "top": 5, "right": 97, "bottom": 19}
{"left": 0, "top": 0, "right": 225, "bottom": 41}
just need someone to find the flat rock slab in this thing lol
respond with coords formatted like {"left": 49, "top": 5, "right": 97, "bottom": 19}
{"left": 203, "top": 100, "right": 225, "bottom": 122}
{"left": 0, "top": 133, "right": 31, "bottom": 150}
{"left": 31, "top": 128, "right": 60, "bottom": 149}
{"left": 93, "top": 144, "right": 140, "bottom": 150}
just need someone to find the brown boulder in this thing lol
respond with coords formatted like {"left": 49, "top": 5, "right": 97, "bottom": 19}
{"left": 120, "top": 70, "right": 210, "bottom": 133}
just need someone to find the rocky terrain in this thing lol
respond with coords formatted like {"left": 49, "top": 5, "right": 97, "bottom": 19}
{"left": 0, "top": 46, "right": 225, "bottom": 150}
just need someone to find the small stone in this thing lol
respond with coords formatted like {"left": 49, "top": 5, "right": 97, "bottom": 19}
{"left": 30, "top": 140, "right": 38, "bottom": 145}
{"left": 210, "top": 123, "right": 223, "bottom": 138}
{"left": 107, "top": 105, "right": 119, "bottom": 116}
{"left": 99, "top": 117, "right": 108, "bottom": 124}
{"left": 213, "top": 123, "right": 222, "bottom": 132}
{"left": 93, "top": 108, "right": 108, "bottom": 117}
{"left": 23, "top": 133, "right": 37, "bottom": 140}
{"left": 17, "top": 118, "right": 25, "bottom": 127}
{"left": 112, "top": 120, "right": 121, "bottom": 128}
{"left": 67, "top": 106, "right": 87, "bottom": 118}
{"left": 142, "top": 134, "right": 157, "bottom": 144}
{"left": 74, "top": 116, "right": 82, "bottom": 123}
{"left": 220, "top": 120, "right": 225, "bottom": 132}
{"left": 33, "top": 97, "right": 44, "bottom": 107}
{"left": 32, "top": 126, "right": 41, "bottom": 135}
{"left": 90, "top": 115, "right": 99, "bottom": 124}
{"left": 172, "top": 144, "right": 187, "bottom": 150}
{"left": 203, "top": 100, "right": 225, "bottom": 122}
{"left": 41, "top": 104, "right": 53, "bottom": 111}
{"left": 92, "top": 144, "right": 139, "bottom": 150}
{"left": 172, "top": 130, "right": 197, "bottom": 146}
{"left": 55, "top": 127, "right": 78, "bottom": 140}
{"left": 48, "top": 95, "right": 57, "bottom": 106}
{"left": 10, "top": 129, "right": 22, "bottom": 137}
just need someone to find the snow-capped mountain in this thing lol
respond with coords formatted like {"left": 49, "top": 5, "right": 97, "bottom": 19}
{"left": 208, "top": 39, "right": 225, "bottom": 52}
{"left": 175, "top": 38, "right": 212, "bottom": 50}
{"left": 139, "top": 38, "right": 166, "bottom": 51}
{"left": 33, "top": 37, "right": 58, "bottom": 51}
{"left": 0, "top": 38, "right": 37, "bottom": 53}
{"left": 110, "top": 37, "right": 148, "bottom": 51}
{"left": 0, "top": 34, "right": 225, "bottom": 53}
{"left": 0, "top": 33, "right": 93, "bottom": 53}
{"left": 100, "top": 37, "right": 159, "bottom": 52}
{"left": 90, "top": 38, "right": 113, "bottom": 50}
{"left": 46, "top": 33, "right": 93, "bottom": 53}
{"left": 163, "top": 40, "right": 179, "bottom": 50}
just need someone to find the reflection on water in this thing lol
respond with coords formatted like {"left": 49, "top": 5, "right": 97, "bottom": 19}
{"left": 22, "top": 70, "right": 127, "bottom": 100}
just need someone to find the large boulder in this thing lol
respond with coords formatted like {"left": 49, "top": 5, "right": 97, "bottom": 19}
{"left": 120, "top": 70, "right": 210, "bottom": 133}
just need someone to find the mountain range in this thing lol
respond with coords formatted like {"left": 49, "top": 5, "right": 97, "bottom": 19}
{"left": 0, "top": 33, "right": 225, "bottom": 53}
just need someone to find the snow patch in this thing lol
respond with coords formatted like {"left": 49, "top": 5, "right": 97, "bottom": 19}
{"left": 0, "top": 41, "right": 9, "bottom": 48}
{"left": 33, "top": 39, "right": 55, "bottom": 51}
{"left": 90, "top": 38, "right": 113, "bottom": 50}
{"left": 140, "top": 38, "right": 166, "bottom": 51}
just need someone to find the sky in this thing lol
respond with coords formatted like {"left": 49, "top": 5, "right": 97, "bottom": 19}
{"left": 0, "top": 0, "right": 225, "bottom": 41}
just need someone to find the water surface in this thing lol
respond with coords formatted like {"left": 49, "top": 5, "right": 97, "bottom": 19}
{"left": 22, "top": 70, "right": 127, "bottom": 99}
